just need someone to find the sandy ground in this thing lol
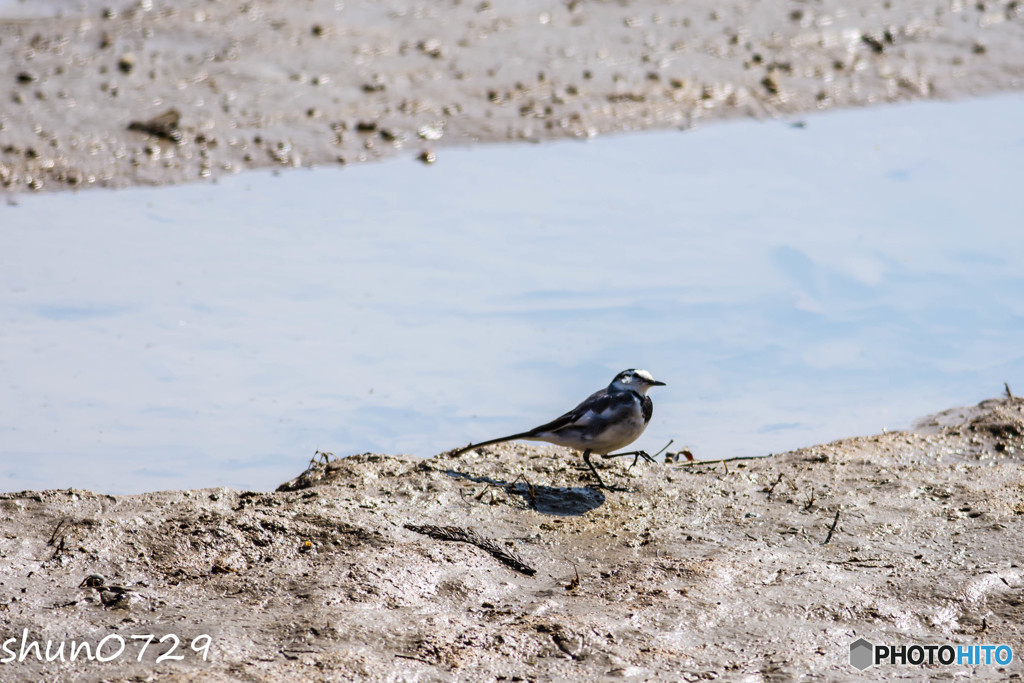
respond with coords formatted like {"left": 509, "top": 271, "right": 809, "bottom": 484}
{"left": 3, "top": 2, "right": 1024, "bottom": 680}
{"left": 1, "top": 396, "right": 1022, "bottom": 680}
{"left": 1, "top": 0, "right": 1023, "bottom": 192}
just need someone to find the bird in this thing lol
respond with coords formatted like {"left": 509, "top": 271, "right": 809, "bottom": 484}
{"left": 452, "top": 369, "right": 666, "bottom": 488}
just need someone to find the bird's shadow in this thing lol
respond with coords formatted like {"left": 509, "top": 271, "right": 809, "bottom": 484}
{"left": 443, "top": 470, "right": 605, "bottom": 516}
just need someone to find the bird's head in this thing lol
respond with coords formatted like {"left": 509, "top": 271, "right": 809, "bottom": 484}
{"left": 610, "top": 369, "right": 666, "bottom": 394}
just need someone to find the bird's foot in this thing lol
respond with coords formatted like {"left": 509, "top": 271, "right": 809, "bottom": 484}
{"left": 601, "top": 449, "right": 656, "bottom": 469}
{"left": 586, "top": 481, "right": 627, "bottom": 492}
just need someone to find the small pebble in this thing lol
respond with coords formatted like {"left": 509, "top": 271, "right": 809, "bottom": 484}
{"left": 118, "top": 54, "right": 136, "bottom": 74}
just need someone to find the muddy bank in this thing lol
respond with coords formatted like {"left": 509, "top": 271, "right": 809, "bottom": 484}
{"left": 0, "top": 396, "right": 1022, "bottom": 680}
{"left": 1, "top": 0, "right": 1023, "bottom": 193}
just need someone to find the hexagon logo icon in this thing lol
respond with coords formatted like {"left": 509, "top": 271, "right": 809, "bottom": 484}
{"left": 850, "top": 638, "right": 874, "bottom": 670}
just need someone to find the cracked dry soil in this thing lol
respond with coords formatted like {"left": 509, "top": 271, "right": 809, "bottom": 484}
{"left": 1, "top": 396, "right": 1023, "bottom": 680}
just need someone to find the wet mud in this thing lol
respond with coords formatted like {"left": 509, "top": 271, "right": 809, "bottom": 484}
{"left": 1, "top": 397, "right": 1022, "bottom": 680}
{"left": 1, "top": 0, "right": 1023, "bottom": 192}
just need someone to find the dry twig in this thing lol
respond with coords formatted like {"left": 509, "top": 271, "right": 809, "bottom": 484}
{"left": 674, "top": 454, "right": 765, "bottom": 467}
{"left": 405, "top": 524, "right": 536, "bottom": 576}
{"left": 822, "top": 509, "right": 841, "bottom": 545}
{"left": 565, "top": 561, "right": 580, "bottom": 591}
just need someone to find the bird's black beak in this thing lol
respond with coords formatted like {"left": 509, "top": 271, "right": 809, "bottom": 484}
{"left": 651, "top": 380, "right": 666, "bottom": 386}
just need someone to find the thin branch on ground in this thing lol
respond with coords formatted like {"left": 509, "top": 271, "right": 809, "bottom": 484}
{"left": 404, "top": 524, "right": 536, "bottom": 576}
{"left": 822, "top": 509, "right": 841, "bottom": 546}
{"left": 672, "top": 454, "right": 768, "bottom": 467}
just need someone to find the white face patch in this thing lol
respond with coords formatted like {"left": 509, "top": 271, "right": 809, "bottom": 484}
{"left": 634, "top": 369, "right": 655, "bottom": 383}
{"left": 610, "top": 369, "right": 660, "bottom": 394}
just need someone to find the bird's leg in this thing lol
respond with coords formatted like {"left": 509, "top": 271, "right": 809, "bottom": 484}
{"left": 601, "top": 450, "right": 656, "bottom": 469}
{"left": 582, "top": 449, "right": 608, "bottom": 489}
{"left": 601, "top": 440, "right": 672, "bottom": 469}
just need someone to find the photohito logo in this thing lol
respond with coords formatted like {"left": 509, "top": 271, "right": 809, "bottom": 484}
{"left": 849, "top": 638, "right": 1013, "bottom": 670}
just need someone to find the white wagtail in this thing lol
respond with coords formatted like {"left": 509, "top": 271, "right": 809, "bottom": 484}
{"left": 453, "top": 369, "right": 666, "bottom": 488}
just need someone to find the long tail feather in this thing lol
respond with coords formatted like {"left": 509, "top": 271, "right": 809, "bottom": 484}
{"left": 451, "top": 431, "right": 537, "bottom": 457}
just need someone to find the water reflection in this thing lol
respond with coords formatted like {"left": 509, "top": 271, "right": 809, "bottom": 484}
{"left": 1, "top": 94, "right": 1022, "bottom": 494}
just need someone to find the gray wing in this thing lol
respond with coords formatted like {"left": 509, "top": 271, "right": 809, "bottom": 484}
{"left": 527, "top": 388, "right": 633, "bottom": 436}
{"left": 453, "top": 388, "right": 618, "bottom": 456}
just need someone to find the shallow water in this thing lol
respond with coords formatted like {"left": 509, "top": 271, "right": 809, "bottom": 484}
{"left": 2, "top": 95, "right": 1023, "bottom": 494}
